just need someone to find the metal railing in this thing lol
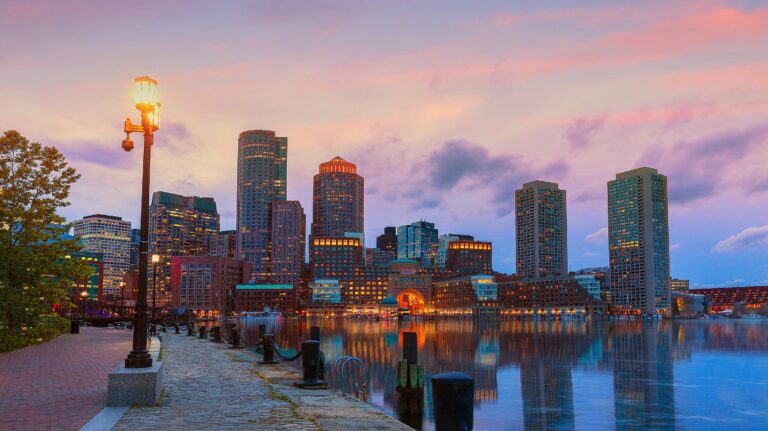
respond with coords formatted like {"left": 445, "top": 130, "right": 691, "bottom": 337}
{"left": 329, "top": 355, "right": 369, "bottom": 401}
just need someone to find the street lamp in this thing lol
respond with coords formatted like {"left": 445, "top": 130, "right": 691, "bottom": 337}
{"left": 151, "top": 254, "right": 159, "bottom": 331}
{"left": 80, "top": 290, "right": 89, "bottom": 322}
{"left": 119, "top": 280, "right": 126, "bottom": 322}
{"left": 122, "top": 76, "right": 160, "bottom": 369}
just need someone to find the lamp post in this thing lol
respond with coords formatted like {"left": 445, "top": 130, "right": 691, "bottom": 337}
{"left": 151, "top": 254, "right": 159, "bottom": 329}
{"left": 80, "top": 290, "right": 89, "bottom": 322}
{"left": 122, "top": 76, "right": 160, "bottom": 369}
{"left": 120, "top": 280, "right": 126, "bottom": 322}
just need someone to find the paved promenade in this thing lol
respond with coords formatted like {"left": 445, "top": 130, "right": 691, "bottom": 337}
{"left": 0, "top": 327, "right": 133, "bottom": 431}
{"left": 113, "top": 332, "right": 413, "bottom": 431}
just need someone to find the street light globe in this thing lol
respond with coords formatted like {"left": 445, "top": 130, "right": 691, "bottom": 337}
{"left": 133, "top": 76, "right": 158, "bottom": 109}
{"left": 151, "top": 254, "right": 160, "bottom": 264}
{"left": 80, "top": 290, "right": 89, "bottom": 298}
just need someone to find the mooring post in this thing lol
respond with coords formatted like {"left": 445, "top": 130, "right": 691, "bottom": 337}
{"left": 294, "top": 340, "right": 326, "bottom": 388}
{"left": 211, "top": 326, "right": 222, "bottom": 343}
{"left": 199, "top": 325, "right": 207, "bottom": 339}
{"left": 431, "top": 372, "right": 474, "bottom": 431}
{"left": 396, "top": 331, "right": 425, "bottom": 429}
{"left": 174, "top": 324, "right": 180, "bottom": 334}
{"left": 310, "top": 326, "right": 320, "bottom": 342}
{"left": 187, "top": 323, "right": 195, "bottom": 336}
{"left": 259, "top": 334, "right": 279, "bottom": 364}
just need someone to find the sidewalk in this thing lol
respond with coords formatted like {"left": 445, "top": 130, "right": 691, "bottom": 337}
{"left": 0, "top": 326, "right": 132, "bottom": 431}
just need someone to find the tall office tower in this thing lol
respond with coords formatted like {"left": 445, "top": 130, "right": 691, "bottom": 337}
{"left": 446, "top": 240, "right": 493, "bottom": 275}
{"left": 397, "top": 220, "right": 439, "bottom": 267}
{"left": 73, "top": 214, "right": 131, "bottom": 298}
{"left": 515, "top": 181, "right": 568, "bottom": 278}
{"left": 435, "top": 233, "right": 475, "bottom": 269}
{"left": 608, "top": 167, "right": 670, "bottom": 315}
{"left": 270, "top": 200, "right": 306, "bottom": 286}
{"left": 149, "top": 191, "right": 220, "bottom": 305}
{"left": 129, "top": 228, "right": 141, "bottom": 270}
{"left": 208, "top": 230, "right": 237, "bottom": 258}
{"left": 376, "top": 227, "right": 398, "bottom": 252}
{"left": 237, "top": 130, "right": 287, "bottom": 281}
{"left": 311, "top": 156, "right": 364, "bottom": 239}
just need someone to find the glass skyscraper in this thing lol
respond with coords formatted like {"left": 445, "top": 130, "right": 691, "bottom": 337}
{"left": 515, "top": 181, "right": 568, "bottom": 278}
{"left": 237, "top": 130, "right": 287, "bottom": 281}
{"left": 396, "top": 220, "right": 438, "bottom": 267}
{"left": 608, "top": 167, "right": 670, "bottom": 315}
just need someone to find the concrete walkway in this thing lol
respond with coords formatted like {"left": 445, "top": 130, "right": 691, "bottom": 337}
{"left": 0, "top": 327, "right": 133, "bottom": 431}
{"left": 113, "top": 332, "right": 413, "bottom": 431}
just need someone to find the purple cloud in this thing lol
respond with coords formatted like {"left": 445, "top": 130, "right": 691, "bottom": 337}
{"left": 564, "top": 117, "right": 603, "bottom": 149}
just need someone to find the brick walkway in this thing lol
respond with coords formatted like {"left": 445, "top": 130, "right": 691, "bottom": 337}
{"left": 0, "top": 327, "right": 132, "bottom": 431}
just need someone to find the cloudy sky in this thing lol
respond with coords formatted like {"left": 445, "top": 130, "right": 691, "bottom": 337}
{"left": 2, "top": 0, "right": 767, "bottom": 287}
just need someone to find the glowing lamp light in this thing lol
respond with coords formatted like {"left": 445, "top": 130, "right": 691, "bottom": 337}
{"left": 151, "top": 254, "right": 160, "bottom": 264}
{"left": 133, "top": 76, "right": 158, "bottom": 109}
{"left": 80, "top": 290, "right": 89, "bottom": 298}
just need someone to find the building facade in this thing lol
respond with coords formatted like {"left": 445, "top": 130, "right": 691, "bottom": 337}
{"left": 435, "top": 233, "right": 474, "bottom": 269}
{"left": 234, "top": 284, "right": 296, "bottom": 313}
{"left": 150, "top": 192, "right": 220, "bottom": 305}
{"left": 171, "top": 256, "right": 250, "bottom": 318}
{"left": 208, "top": 230, "right": 237, "bottom": 258}
{"left": 269, "top": 200, "right": 306, "bottom": 286}
{"left": 66, "top": 251, "right": 104, "bottom": 302}
{"left": 497, "top": 276, "right": 603, "bottom": 316}
{"left": 311, "top": 156, "right": 364, "bottom": 239}
{"left": 237, "top": 130, "right": 287, "bottom": 281}
{"left": 670, "top": 279, "right": 690, "bottom": 293}
{"left": 310, "top": 279, "right": 342, "bottom": 303}
{"left": 608, "top": 168, "right": 670, "bottom": 315}
{"left": 388, "top": 259, "right": 432, "bottom": 312}
{"left": 397, "top": 220, "right": 438, "bottom": 267}
{"left": 376, "top": 226, "right": 398, "bottom": 253}
{"left": 73, "top": 214, "right": 131, "bottom": 298}
{"left": 515, "top": 181, "right": 568, "bottom": 278}
{"left": 433, "top": 274, "right": 499, "bottom": 317}
{"left": 445, "top": 240, "right": 493, "bottom": 275}
{"left": 574, "top": 274, "right": 601, "bottom": 301}
{"left": 129, "top": 228, "right": 140, "bottom": 271}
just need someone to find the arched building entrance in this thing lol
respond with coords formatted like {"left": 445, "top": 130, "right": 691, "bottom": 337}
{"left": 396, "top": 289, "right": 426, "bottom": 313}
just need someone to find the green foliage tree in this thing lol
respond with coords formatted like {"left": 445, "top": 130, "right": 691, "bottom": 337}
{"left": 0, "top": 130, "right": 89, "bottom": 351}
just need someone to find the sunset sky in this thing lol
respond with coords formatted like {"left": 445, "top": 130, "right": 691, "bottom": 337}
{"left": 2, "top": 0, "right": 767, "bottom": 287}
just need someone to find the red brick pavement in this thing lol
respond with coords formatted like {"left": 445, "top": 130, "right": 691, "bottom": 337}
{"left": 0, "top": 327, "right": 132, "bottom": 431}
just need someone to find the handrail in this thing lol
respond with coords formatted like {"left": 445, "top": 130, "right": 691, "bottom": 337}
{"left": 329, "top": 355, "right": 369, "bottom": 401}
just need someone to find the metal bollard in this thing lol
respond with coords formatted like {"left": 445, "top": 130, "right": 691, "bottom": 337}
{"left": 432, "top": 372, "right": 474, "bottom": 431}
{"left": 71, "top": 319, "right": 80, "bottom": 334}
{"left": 310, "top": 326, "right": 320, "bottom": 342}
{"left": 258, "top": 324, "right": 266, "bottom": 339}
{"left": 174, "top": 324, "right": 180, "bottom": 334}
{"left": 403, "top": 332, "right": 417, "bottom": 366}
{"left": 229, "top": 326, "right": 242, "bottom": 349}
{"left": 199, "top": 326, "right": 207, "bottom": 339}
{"left": 211, "top": 326, "right": 222, "bottom": 343}
{"left": 293, "top": 340, "right": 326, "bottom": 388}
{"left": 258, "top": 334, "right": 279, "bottom": 364}
{"left": 187, "top": 323, "right": 195, "bottom": 336}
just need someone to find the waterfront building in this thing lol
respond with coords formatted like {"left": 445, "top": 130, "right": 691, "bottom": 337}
{"left": 575, "top": 266, "right": 611, "bottom": 304}
{"left": 376, "top": 226, "right": 398, "bottom": 253}
{"left": 397, "top": 220, "right": 438, "bottom": 267}
{"left": 129, "top": 228, "right": 140, "bottom": 270}
{"left": 311, "top": 156, "right": 364, "bottom": 239}
{"left": 445, "top": 240, "right": 493, "bottom": 275}
{"left": 388, "top": 259, "right": 432, "bottom": 313}
{"left": 670, "top": 291, "right": 708, "bottom": 317}
{"left": 574, "top": 274, "right": 601, "bottom": 301}
{"left": 269, "top": 200, "right": 306, "bottom": 287}
{"left": 690, "top": 286, "right": 768, "bottom": 313}
{"left": 515, "top": 181, "right": 568, "bottom": 278}
{"left": 170, "top": 256, "right": 250, "bottom": 318}
{"left": 73, "top": 214, "right": 131, "bottom": 298}
{"left": 670, "top": 278, "right": 690, "bottom": 293}
{"left": 365, "top": 248, "right": 396, "bottom": 265}
{"left": 311, "top": 279, "right": 342, "bottom": 303}
{"left": 208, "top": 230, "right": 237, "bottom": 258}
{"left": 234, "top": 284, "right": 296, "bottom": 313}
{"left": 435, "top": 233, "right": 474, "bottom": 269}
{"left": 433, "top": 274, "right": 500, "bottom": 317}
{"left": 497, "top": 276, "right": 604, "bottom": 316}
{"left": 150, "top": 191, "right": 220, "bottom": 305}
{"left": 237, "top": 130, "right": 287, "bottom": 281}
{"left": 66, "top": 251, "right": 104, "bottom": 301}
{"left": 608, "top": 167, "right": 670, "bottom": 315}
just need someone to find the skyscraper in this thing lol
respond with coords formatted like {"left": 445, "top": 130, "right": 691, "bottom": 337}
{"left": 515, "top": 181, "right": 568, "bottom": 278}
{"left": 149, "top": 191, "right": 220, "bottom": 305}
{"left": 376, "top": 226, "right": 398, "bottom": 252}
{"left": 129, "top": 228, "right": 140, "bottom": 270}
{"left": 311, "top": 156, "right": 364, "bottom": 239}
{"left": 397, "top": 220, "right": 438, "bottom": 267}
{"left": 608, "top": 167, "right": 670, "bottom": 315}
{"left": 270, "top": 200, "right": 306, "bottom": 286}
{"left": 73, "top": 214, "right": 131, "bottom": 298}
{"left": 435, "top": 233, "right": 474, "bottom": 269}
{"left": 237, "top": 130, "right": 287, "bottom": 281}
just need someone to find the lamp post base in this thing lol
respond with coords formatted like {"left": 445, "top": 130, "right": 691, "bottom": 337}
{"left": 125, "top": 351, "right": 153, "bottom": 368}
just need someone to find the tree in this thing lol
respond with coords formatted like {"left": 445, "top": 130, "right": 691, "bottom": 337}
{"left": 0, "top": 130, "right": 88, "bottom": 350}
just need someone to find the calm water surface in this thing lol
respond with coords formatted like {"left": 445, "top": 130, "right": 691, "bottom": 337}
{"left": 242, "top": 318, "right": 768, "bottom": 430}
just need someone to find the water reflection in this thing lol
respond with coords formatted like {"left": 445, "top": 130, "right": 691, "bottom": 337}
{"left": 241, "top": 319, "right": 768, "bottom": 430}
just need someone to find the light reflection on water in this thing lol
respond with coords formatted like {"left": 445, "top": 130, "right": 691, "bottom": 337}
{"left": 240, "top": 319, "right": 768, "bottom": 430}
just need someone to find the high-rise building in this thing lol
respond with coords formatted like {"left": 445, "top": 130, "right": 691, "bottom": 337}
{"left": 436, "top": 233, "right": 475, "bottom": 269}
{"left": 397, "top": 220, "right": 438, "bottom": 267}
{"left": 171, "top": 256, "right": 251, "bottom": 318}
{"left": 237, "top": 130, "right": 287, "bottom": 281}
{"left": 376, "top": 227, "right": 398, "bottom": 252}
{"left": 311, "top": 156, "right": 364, "bottom": 239}
{"left": 129, "top": 228, "right": 140, "bottom": 270}
{"left": 446, "top": 240, "right": 493, "bottom": 275}
{"left": 73, "top": 214, "right": 131, "bottom": 298}
{"left": 270, "top": 200, "right": 306, "bottom": 286}
{"left": 208, "top": 230, "right": 237, "bottom": 258}
{"left": 608, "top": 167, "right": 670, "bottom": 315}
{"left": 670, "top": 279, "right": 689, "bottom": 293}
{"left": 149, "top": 191, "right": 220, "bottom": 305}
{"left": 515, "top": 181, "right": 567, "bottom": 278}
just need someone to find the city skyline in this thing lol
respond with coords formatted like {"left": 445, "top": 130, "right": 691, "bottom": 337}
{"left": 4, "top": 1, "right": 768, "bottom": 287}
